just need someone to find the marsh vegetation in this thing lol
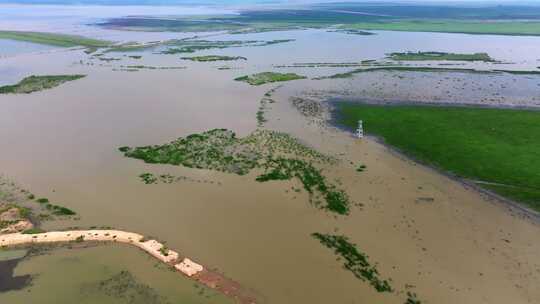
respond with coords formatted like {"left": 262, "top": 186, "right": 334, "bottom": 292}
{"left": 0, "top": 75, "right": 85, "bottom": 94}
{"left": 388, "top": 51, "right": 495, "bottom": 62}
{"left": 120, "top": 129, "right": 351, "bottom": 215}
{"left": 312, "top": 233, "right": 393, "bottom": 292}
{"left": 181, "top": 55, "right": 247, "bottom": 62}
{"left": 235, "top": 72, "right": 306, "bottom": 86}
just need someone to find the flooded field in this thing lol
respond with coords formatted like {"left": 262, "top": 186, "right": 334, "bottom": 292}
{"left": 1, "top": 5, "right": 540, "bottom": 304}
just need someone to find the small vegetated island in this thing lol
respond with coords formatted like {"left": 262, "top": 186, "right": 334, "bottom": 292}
{"left": 119, "top": 129, "right": 350, "bottom": 215}
{"left": 235, "top": 72, "right": 306, "bottom": 86}
{"left": 181, "top": 55, "right": 247, "bottom": 62}
{"left": 161, "top": 39, "right": 294, "bottom": 54}
{"left": 0, "top": 75, "right": 86, "bottom": 94}
{"left": 388, "top": 51, "right": 495, "bottom": 62}
{"left": 337, "top": 104, "right": 540, "bottom": 212}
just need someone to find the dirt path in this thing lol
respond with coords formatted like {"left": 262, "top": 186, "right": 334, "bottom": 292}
{"left": 0, "top": 230, "right": 257, "bottom": 304}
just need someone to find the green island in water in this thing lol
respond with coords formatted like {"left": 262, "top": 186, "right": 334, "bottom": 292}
{"left": 181, "top": 55, "right": 247, "bottom": 62}
{"left": 0, "top": 75, "right": 86, "bottom": 94}
{"left": 235, "top": 72, "right": 307, "bottom": 86}
{"left": 388, "top": 51, "right": 495, "bottom": 62}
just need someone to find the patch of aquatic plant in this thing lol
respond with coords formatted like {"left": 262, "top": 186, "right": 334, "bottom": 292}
{"left": 493, "top": 69, "right": 540, "bottom": 75}
{"left": 389, "top": 51, "right": 495, "bottom": 62}
{"left": 21, "top": 228, "right": 45, "bottom": 234}
{"left": 98, "top": 57, "right": 121, "bottom": 62}
{"left": 139, "top": 173, "right": 158, "bottom": 184}
{"left": 256, "top": 87, "right": 278, "bottom": 127}
{"left": 257, "top": 158, "right": 350, "bottom": 214}
{"left": 275, "top": 62, "right": 365, "bottom": 68}
{"left": 181, "top": 55, "right": 247, "bottom": 62}
{"left": 45, "top": 204, "right": 76, "bottom": 216}
{"left": 104, "top": 41, "right": 160, "bottom": 53}
{"left": 405, "top": 292, "right": 422, "bottom": 304}
{"left": 137, "top": 172, "right": 219, "bottom": 185}
{"left": 81, "top": 270, "right": 166, "bottom": 304}
{"left": 235, "top": 72, "right": 306, "bottom": 86}
{"left": 0, "top": 75, "right": 86, "bottom": 94}
{"left": 121, "top": 65, "right": 186, "bottom": 70}
{"left": 318, "top": 66, "right": 496, "bottom": 79}
{"left": 161, "top": 39, "right": 294, "bottom": 54}
{"left": 36, "top": 198, "right": 49, "bottom": 204}
{"left": 312, "top": 233, "right": 393, "bottom": 292}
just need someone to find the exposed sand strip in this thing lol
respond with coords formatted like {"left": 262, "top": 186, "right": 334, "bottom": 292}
{"left": 0, "top": 230, "right": 257, "bottom": 304}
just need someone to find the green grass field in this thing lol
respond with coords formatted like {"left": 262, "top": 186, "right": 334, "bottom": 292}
{"left": 0, "top": 31, "right": 111, "bottom": 48}
{"left": 235, "top": 72, "right": 306, "bottom": 85}
{"left": 337, "top": 104, "right": 540, "bottom": 211}
{"left": 388, "top": 51, "right": 494, "bottom": 62}
{"left": 344, "top": 21, "right": 540, "bottom": 36}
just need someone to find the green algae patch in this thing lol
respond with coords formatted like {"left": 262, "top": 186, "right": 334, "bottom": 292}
{"left": 120, "top": 129, "right": 351, "bottom": 215}
{"left": 235, "top": 72, "right": 306, "bottom": 86}
{"left": 389, "top": 51, "right": 495, "bottom": 62}
{"left": 0, "top": 75, "right": 86, "bottom": 94}
{"left": 181, "top": 55, "right": 247, "bottom": 62}
{"left": 312, "top": 233, "right": 393, "bottom": 292}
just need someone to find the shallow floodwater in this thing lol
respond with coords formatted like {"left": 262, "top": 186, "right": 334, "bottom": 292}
{"left": 1, "top": 244, "right": 232, "bottom": 304}
{"left": 0, "top": 39, "right": 57, "bottom": 57}
{"left": 1, "top": 11, "right": 540, "bottom": 304}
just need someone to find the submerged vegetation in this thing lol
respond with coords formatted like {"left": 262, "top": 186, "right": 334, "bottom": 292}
{"left": 337, "top": 104, "right": 540, "bottom": 211}
{"left": 312, "top": 233, "right": 393, "bottom": 292}
{"left": 235, "top": 72, "right": 306, "bottom": 86}
{"left": 181, "top": 55, "right": 247, "bottom": 62}
{"left": 120, "top": 129, "right": 350, "bottom": 214}
{"left": 0, "top": 75, "right": 86, "bottom": 94}
{"left": 388, "top": 51, "right": 495, "bottom": 62}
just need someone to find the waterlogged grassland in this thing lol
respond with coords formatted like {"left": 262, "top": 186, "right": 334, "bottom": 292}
{"left": 0, "top": 31, "right": 111, "bottom": 48}
{"left": 337, "top": 104, "right": 540, "bottom": 211}
{"left": 312, "top": 233, "right": 392, "bottom": 292}
{"left": 0, "top": 75, "right": 86, "bottom": 94}
{"left": 99, "top": 4, "right": 540, "bottom": 36}
{"left": 389, "top": 51, "right": 494, "bottom": 62}
{"left": 119, "top": 129, "right": 351, "bottom": 215}
{"left": 235, "top": 72, "right": 306, "bottom": 86}
{"left": 181, "top": 55, "right": 247, "bottom": 62}
{"left": 344, "top": 20, "right": 540, "bottom": 36}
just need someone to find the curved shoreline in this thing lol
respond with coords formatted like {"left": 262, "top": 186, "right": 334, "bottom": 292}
{"left": 0, "top": 230, "right": 257, "bottom": 304}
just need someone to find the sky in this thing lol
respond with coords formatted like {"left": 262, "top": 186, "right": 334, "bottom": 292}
{"left": 0, "top": 0, "right": 539, "bottom": 5}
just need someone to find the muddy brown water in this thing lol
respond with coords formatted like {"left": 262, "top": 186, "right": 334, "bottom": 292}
{"left": 1, "top": 30, "right": 540, "bottom": 304}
